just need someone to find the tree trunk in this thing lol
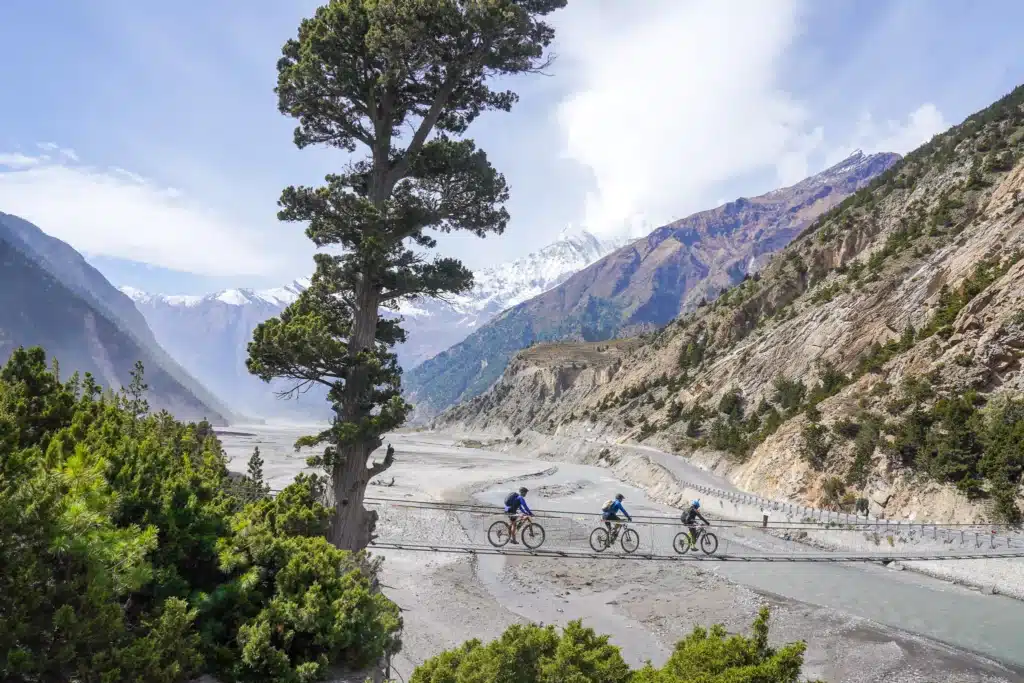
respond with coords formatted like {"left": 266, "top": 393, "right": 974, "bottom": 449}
{"left": 328, "top": 439, "right": 380, "bottom": 550}
{"left": 329, "top": 279, "right": 386, "bottom": 551}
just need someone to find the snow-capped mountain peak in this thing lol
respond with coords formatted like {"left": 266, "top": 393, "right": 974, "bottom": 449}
{"left": 120, "top": 278, "right": 311, "bottom": 309}
{"left": 441, "top": 228, "right": 630, "bottom": 315}
{"left": 119, "top": 231, "right": 621, "bottom": 382}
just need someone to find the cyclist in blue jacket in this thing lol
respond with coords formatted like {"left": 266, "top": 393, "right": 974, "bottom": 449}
{"left": 503, "top": 486, "right": 533, "bottom": 544}
{"left": 601, "top": 493, "right": 632, "bottom": 541}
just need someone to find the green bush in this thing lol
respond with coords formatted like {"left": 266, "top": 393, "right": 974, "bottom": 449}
{"left": 0, "top": 347, "right": 401, "bottom": 682}
{"left": 879, "top": 387, "right": 1024, "bottom": 523}
{"left": 717, "top": 388, "right": 745, "bottom": 421}
{"left": 810, "top": 281, "right": 842, "bottom": 304}
{"left": 772, "top": 377, "right": 807, "bottom": 415}
{"left": 412, "top": 609, "right": 820, "bottom": 683}
{"left": 800, "top": 422, "right": 831, "bottom": 470}
{"left": 832, "top": 419, "right": 860, "bottom": 440}
{"left": 708, "top": 418, "right": 750, "bottom": 460}
{"left": 678, "top": 337, "right": 707, "bottom": 371}
{"left": 919, "top": 254, "right": 1023, "bottom": 340}
{"left": 847, "top": 416, "right": 881, "bottom": 488}
{"left": 855, "top": 327, "right": 915, "bottom": 376}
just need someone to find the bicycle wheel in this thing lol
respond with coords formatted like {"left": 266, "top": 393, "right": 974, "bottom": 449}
{"left": 590, "top": 527, "right": 610, "bottom": 552}
{"left": 488, "top": 520, "right": 511, "bottom": 547}
{"left": 620, "top": 528, "right": 640, "bottom": 554}
{"left": 521, "top": 522, "right": 546, "bottom": 549}
{"left": 672, "top": 531, "right": 692, "bottom": 554}
{"left": 700, "top": 531, "right": 719, "bottom": 555}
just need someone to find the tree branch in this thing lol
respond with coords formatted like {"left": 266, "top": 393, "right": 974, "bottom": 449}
{"left": 384, "top": 77, "right": 460, "bottom": 190}
{"left": 384, "top": 37, "right": 495, "bottom": 190}
{"left": 368, "top": 443, "right": 395, "bottom": 477}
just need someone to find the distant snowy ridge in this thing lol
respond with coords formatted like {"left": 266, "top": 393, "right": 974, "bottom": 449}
{"left": 120, "top": 278, "right": 312, "bottom": 309}
{"left": 120, "top": 229, "right": 625, "bottom": 419}
{"left": 121, "top": 229, "right": 626, "bottom": 325}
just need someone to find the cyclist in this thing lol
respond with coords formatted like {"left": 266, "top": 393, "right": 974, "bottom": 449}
{"left": 682, "top": 499, "right": 709, "bottom": 544}
{"left": 503, "top": 486, "right": 534, "bottom": 544}
{"left": 601, "top": 493, "right": 632, "bottom": 541}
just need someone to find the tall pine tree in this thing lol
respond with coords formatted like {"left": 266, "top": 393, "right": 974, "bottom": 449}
{"left": 247, "top": 0, "right": 565, "bottom": 549}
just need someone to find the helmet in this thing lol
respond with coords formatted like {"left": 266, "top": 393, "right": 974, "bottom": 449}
{"left": 692, "top": 500, "right": 701, "bottom": 509}
{"left": 519, "top": 486, "right": 529, "bottom": 495}
{"left": 615, "top": 493, "right": 625, "bottom": 500}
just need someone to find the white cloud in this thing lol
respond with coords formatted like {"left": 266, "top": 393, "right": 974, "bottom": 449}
{"left": 554, "top": 0, "right": 816, "bottom": 237}
{"left": 0, "top": 153, "right": 41, "bottom": 169}
{"left": 36, "top": 142, "right": 80, "bottom": 162}
{"left": 0, "top": 149, "right": 282, "bottom": 277}
{"left": 825, "top": 103, "right": 950, "bottom": 165}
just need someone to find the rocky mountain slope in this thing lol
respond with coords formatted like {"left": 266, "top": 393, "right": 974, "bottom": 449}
{"left": 438, "top": 84, "right": 1024, "bottom": 525}
{"left": 0, "top": 213, "right": 230, "bottom": 423}
{"left": 123, "top": 230, "right": 623, "bottom": 420}
{"left": 406, "top": 152, "right": 900, "bottom": 420}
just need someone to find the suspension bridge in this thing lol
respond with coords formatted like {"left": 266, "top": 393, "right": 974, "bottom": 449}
{"left": 364, "top": 496, "right": 1024, "bottom": 563}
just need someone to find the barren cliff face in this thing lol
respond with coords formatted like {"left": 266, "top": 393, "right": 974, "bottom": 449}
{"left": 438, "top": 85, "right": 1024, "bottom": 525}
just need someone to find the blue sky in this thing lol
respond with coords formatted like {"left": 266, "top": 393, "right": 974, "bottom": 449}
{"left": 1, "top": 0, "right": 1022, "bottom": 294}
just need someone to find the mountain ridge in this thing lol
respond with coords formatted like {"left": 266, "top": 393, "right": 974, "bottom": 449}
{"left": 436, "top": 84, "right": 1024, "bottom": 526}
{"left": 0, "top": 213, "right": 230, "bottom": 423}
{"left": 0, "top": 212, "right": 238, "bottom": 423}
{"left": 405, "top": 151, "right": 901, "bottom": 421}
{"left": 121, "top": 229, "right": 626, "bottom": 419}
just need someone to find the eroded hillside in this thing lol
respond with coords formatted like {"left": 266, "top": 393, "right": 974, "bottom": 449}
{"left": 438, "top": 84, "right": 1024, "bottom": 525}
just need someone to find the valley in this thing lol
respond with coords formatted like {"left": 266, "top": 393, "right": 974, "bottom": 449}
{"left": 6, "top": 2, "right": 1024, "bottom": 681}
{"left": 121, "top": 229, "right": 627, "bottom": 421}
{"left": 404, "top": 151, "right": 900, "bottom": 421}
{"left": 219, "top": 425, "right": 1024, "bottom": 683}
{"left": 436, "top": 85, "right": 1024, "bottom": 538}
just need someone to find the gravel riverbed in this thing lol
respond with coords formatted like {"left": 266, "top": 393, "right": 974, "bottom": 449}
{"left": 219, "top": 426, "right": 1024, "bottom": 683}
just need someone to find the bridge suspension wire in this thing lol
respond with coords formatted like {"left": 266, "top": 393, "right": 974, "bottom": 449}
{"left": 360, "top": 498, "right": 1024, "bottom": 559}
{"left": 266, "top": 488, "right": 1021, "bottom": 531}
{"left": 361, "top": 496, "right": 1022, "bottom": 532}
{"left": 367, "top": 541, "right": 1024, "bottom": 563}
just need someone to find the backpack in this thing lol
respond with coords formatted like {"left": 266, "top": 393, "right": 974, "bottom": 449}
{"left": 504, "top": 492, "right": 519, "bottom": 507}
{"left": 601, "top": 499, "right": 614, "bottom": 512}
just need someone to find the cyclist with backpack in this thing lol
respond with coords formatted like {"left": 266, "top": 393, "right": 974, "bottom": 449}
{"left": 601, "top": 493, "right": 632, "bottom": 541}
{"left": 503, "top": 486, "right": 534, "bottom": 544}
{"left": 683, "top": 499, "right": 710, "bottom": 544}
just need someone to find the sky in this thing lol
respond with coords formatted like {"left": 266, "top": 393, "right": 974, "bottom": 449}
{"left": 1, "top": 0, "right": 1023, "bottom": 295}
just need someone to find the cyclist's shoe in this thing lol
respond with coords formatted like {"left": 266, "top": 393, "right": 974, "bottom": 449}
{"left": 510, "top": 538, "right": 519, "bottom": 544}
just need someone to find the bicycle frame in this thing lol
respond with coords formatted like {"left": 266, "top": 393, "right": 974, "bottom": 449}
{"left": 604, "top": 520, "right": 630, "bottom": 543}
{"left": 509, "top": 513, "right": 533, "bottom": 527}
{"left": 687, "top": 523, "right": 709, "bottom": 538}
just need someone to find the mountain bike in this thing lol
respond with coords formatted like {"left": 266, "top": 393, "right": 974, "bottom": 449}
{"left": 589, "top": 520, "right": 640, "bottom": 554}
{"left": 488, "top": 514, "right": 546, "bottom": 550}
{"left": 673, "top": 524, "right": 718, "bottom": 555}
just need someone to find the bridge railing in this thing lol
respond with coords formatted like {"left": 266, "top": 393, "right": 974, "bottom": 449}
{"left": 678, "top": 481, "right": 1023, "bottom": 553}
{"left": 361, "top": 498, "right": 1024, "bottom": 561}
